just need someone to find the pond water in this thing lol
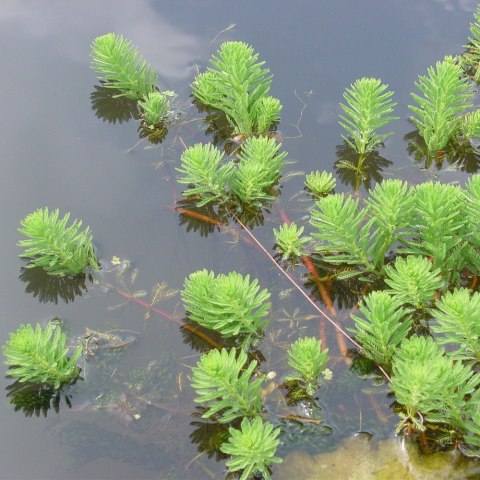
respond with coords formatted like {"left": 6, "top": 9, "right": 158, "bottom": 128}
{"left": 2, "top": 1, "right": 480, "bottom": 478}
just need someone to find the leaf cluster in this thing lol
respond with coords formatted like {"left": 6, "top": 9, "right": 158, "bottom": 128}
{"left": 273, "top": 222, "right": 310, "bottom": 261}
{"left": 138, "top": 90, "right": 170, "bottom": 126}
{"left": 284, "top": 337, "right": 329, "bottom": 396}
{"left": 309, "top": 177, "right": 480, "bottom": 283}
{"left": 391, "top": 335, "right": 480, "bottom": 434}
{"left": 349, "top": 291, "right": 412, "bottom": 368}
{"left": 384, "top": 255, "right": 443, "bottom": 309}
{"left": 220, "top": 417, "right": 282, "bottom": 480}
{"left": 431, "top": 289, "right": 480, "bottom": 363}
{"left": 191, "top": 348, "right": 263, "bottom": 423}
{"left": 339, "top": 77, "right": 398, "bottom": 154}
{"left": 409, "top": 59, "right": 473, "bottom": 153}
{"left": 91, "top": 33, "right": 158, "bottom": 100}
{"left": 3, "top": 323, "right": 82, "bottom": 389}
{"left": 18, "top": 207, "right": 99, "bottom": 276}
{"left": 177, "top": 137, "right": 286, "bottom": 209}
{"left": 192, "top": 41, "right": 281, "bottom": 135}
{"left": 304, "top": 170, "right": 336, "bottom": 197}
{"left": 461, "top": 5, "right": 480, "bottom": 83}
{"left": 181, "top": 269, "right": 271, "bottom": 341}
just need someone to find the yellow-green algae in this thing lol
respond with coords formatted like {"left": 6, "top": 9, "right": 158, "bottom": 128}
{"left": 276, "top": 435, "right": 480, "bottom": 479}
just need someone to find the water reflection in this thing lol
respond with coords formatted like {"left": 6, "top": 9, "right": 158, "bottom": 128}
{"left": 5, "top": 380, "right": 74, "bottom": 418}
{"left": 334, "top": 142, "right": 392, "bottom": 191}
{"left": 405, "top": 127, "right": 480, "bottom": 172}
{"left": 90, "top": 83, "right": 140, "bottom": 124}
{"left": 19, "top": 265, "right": 89, "bottom": 304}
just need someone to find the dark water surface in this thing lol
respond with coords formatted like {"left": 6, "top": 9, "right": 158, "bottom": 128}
{"left": 1, "top": 1, "right": 479, "bottom": 478}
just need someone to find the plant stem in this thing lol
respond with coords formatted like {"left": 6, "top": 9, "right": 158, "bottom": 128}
{"left": 103, "top": 282, "right": 221, "bottom": 349}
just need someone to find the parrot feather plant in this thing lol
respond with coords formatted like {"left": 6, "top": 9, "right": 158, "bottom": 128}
{"left": 3, "top": 322, "right": 82, "bottom": 390}
{"left": 91, "top": 33, "right": 159, "bottom": 101}
{"left": 18, "top": 207, "right": 99, "bottom": 276}
{"left": 192, "top": 41, "right": 282, "bottom": 136}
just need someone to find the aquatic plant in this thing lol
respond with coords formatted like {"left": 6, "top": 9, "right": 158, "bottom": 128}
{"left": 230, "top": 136, "right": 287, "bottom": 207}
{"left": 431, "top": 289, "right": 480, "bottom": 363}
{"left": 138, "top": 90, "right": 169, "bottom": 125}
{"left": 182, "top": 269, "right": 271, "bottom": 341}
{"left": 284, "top": 337, "right": 329, "bottom": 396}
{"left": 304, "top": 170, "right": 336, "bottom": 197}
{"left": 18, "top": 207, "right": 99, "bottom": 276}
{"left": 391, "top": 335, "right": 479, "bottom": 434}
{"left": 309, "top": 178, "right": 480, "bottom": 282}
{"left": 192, "top": 41, "right": 282, "bottom": 135}
{"left": 339, "top": 77, "right": 398, "bottom": 155}
{"left": 349, "top": 291, "right": 412, "bottom": 368}
{"left": 461, "top": 5, "right": 480, "bottom": 82}
{"left": 176, "top": 143, "right": 233, "bottom": 206}
{"left": 384, "top": 255, "right": 443, "bottom": 309}
{"left": 91, "top": 33, "right": 158, "bottom": 100}
{"left": 398, "top": 182, "right": 475, "bottom": 284}
{"left": 220, "top": 417, "right": 282, "bottom": 480}
{"left": 177, "top": 136, "right": 286, "bottom": 209}
{"left": 3, "top": 322, "right": 82, "bottom": 389}
{"left": 273, "top": 222, "right": 310, "bottom": 261}
{"left": 409, "top": 59, "right": 473, "bottom": 153}
{"left": 191, "top": 348, "right": 263, "bottom": 423}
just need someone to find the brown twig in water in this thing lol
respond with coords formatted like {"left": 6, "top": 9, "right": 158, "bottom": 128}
{"left": 233, "top": 215, "right": 392, "bottom": 383}
{"left": 103, "top": 282, "right": 221, "bottom": 349}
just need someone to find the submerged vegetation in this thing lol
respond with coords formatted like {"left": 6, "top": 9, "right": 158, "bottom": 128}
{"left": 9, "top": 6, "right": 480, "bottom": 479}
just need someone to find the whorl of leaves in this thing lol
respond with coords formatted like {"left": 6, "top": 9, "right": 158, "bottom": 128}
{"left": 220, "top": 417, "right": 282, "bottom": 480}
{"left": 3, "top": 323, "right": 82, "bottom": 389}
{"left": 18, "top": 208, "right": 99, "bottom": 276}
{"left": 190, "top": 348, "right": 263, "bottom": 423}
{"left": 182, "top": 269, "right": 271, "bottom": 339}
{"left": 91, "top": 33, "right": 158, "bottom": 100}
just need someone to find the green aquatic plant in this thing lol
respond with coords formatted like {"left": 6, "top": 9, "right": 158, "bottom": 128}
{"left": 349, "top": 291, "right": 412, "bottom": 368}
{"left": 138, "top": 90, "right": 169, "bottom": 125}
{"left": 91, "top": 33, "right": 158, "bottom": 100}
{"left": 284, "top": 337, "right": 329, "bottom": 396}
{"left": 177, "top": 136, "right": 286, "bottom": 209}
{"left": 192, "top": 41, "right": 281, "bottom": 135}
{"left": 231, "top": 136, "right": 287, "bottom": 207}
{"left": 398, "top": 182, "right": 474, "bottom": 284}
{"left": 309, "top": 178, "right": 480, "bottom": 283}
{"left": 3, "top": 323, "right": 82, "bottom": 389}
{"left": 431, "top": 289, "right": 480, "bottom": 363}
{"left": 391, "top": 335, "right": 479, "bottom": 434}
{"left": 461, "top": 5, "right": 480, "bottom": 82}
{"left": 220, "top": 417, "right": 282, "bottom": 480}
{"left": 339, "top": 77, "right": 398, "bottom": 155}
{"left": 459, "top": 110, "right": 480, "bottom": 140}
{"left": 409, "top": 59, "right": 473, "bottom": 153}
{"left": 191, "top": 348, "right": 263, "bottom": 423}
{"left": 273, "top": 222, "right": 310, "bottom": 261}
{"left": 304, "top": 170, "right": 336, "bottom": 197}
{"left": 384, "top": 255, "right": 443, "bottom": 309}
{"left": 18, "top": 207, "right": 99, "bottom": 276}
{"left": 182, "top": 269, "right": 271, "bottom": 341}
{"left": 176, "top": 143, "right": 233, "bottom": 206}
